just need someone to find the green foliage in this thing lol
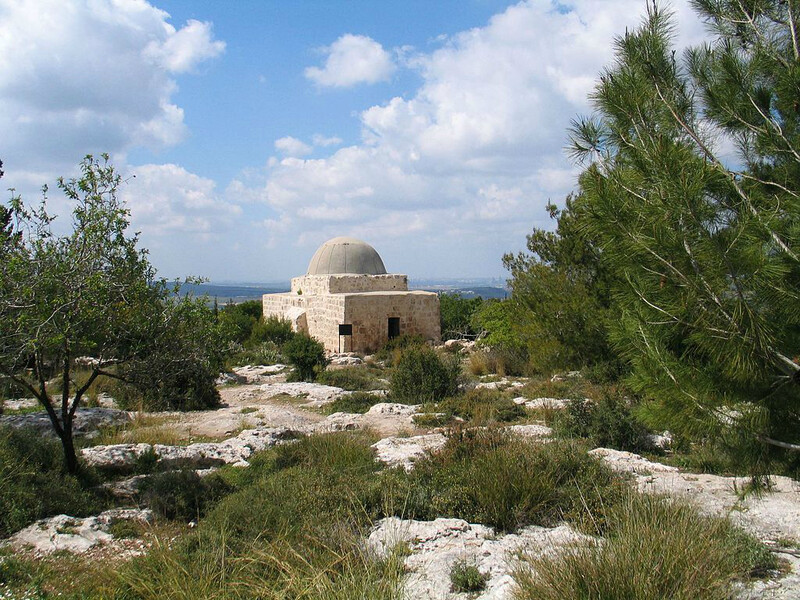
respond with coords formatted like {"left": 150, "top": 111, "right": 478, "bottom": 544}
{"left": 217, "top": 299, "right": 261, "bottom": 344}
{"left": 0, "top": 426, "right": 99, "bottom": 537}
{"left": 0, "top": 155, "right": 223, "bottom": 471}
{"left": 117, "top": 433, "right": 401, "bottom": 600}
{"left": 283, "top": 334, "right": 328, "bottom": 381}
{"left": 140, "top": 470, "right": 232, "bottom": 522}
{"left": 387, "top": 431, "right": 628, "bottom": 533}
{"left": 514, "top": 493, "right": 777, "bottom": 600}
{"left": 471, "top": 300, "right": 529, "bottom": 374}
{"left": 554, "top": 393, "right": 653, "bottom": 453}
{"left": 249, "top": 314, "right": 295, "bottom": 346}
{"left": 501, "top": 196, "right": 618, "bottom": 374}
{"left": 374, "top": 333, "right": 426, "bottom": 365}
{"left": 449, "top": 560, "right": 488, "bottom": 593}
{"left": 390, "top": 346, "right": 461, "bottom": 404}
{"left": 326, "top": 391, "right": 385, "bottom": 414}
{"left": 439, "top": 293, "right": 484, "bottom": 340}
{"left": 317, "top": 366, "right": 383, "bottom": 391}
{"left": 438, "top": 388, "right": 526, "bottom": 425}
{"left": 569, "top": 2, "right": 800, "bottom": 474}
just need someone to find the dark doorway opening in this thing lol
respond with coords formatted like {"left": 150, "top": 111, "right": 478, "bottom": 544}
{"left": 388, "top": 317, "right": 400, "bottom": 340}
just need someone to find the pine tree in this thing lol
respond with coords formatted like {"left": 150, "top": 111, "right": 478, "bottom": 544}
{"left": 569, "top": 1, "right": 799, "bottom": 474}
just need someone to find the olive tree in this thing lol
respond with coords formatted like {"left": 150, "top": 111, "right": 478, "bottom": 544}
{"left": 0, "top": 155, "right": 221, "bottom": 473}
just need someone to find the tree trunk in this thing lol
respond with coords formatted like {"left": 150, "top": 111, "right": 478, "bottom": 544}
{"left": 59, "top": 422, "right": 79, "bottom": 474}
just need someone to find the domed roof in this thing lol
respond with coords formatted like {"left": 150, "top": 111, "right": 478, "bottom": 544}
{"left": 306, "top": 237, "right": 387, "bottom": 275}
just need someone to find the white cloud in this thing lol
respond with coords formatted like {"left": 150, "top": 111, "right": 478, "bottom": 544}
{"left": 312, "top": 134, "right": 343, "bottom": 147}
{"left": 275, "top": 136, "right": 313, "bottom": 157}
{"left": 305, "top": 34, "right": 395, "bottom": 87}
{"left": 253, "top": 0, "right": 709, "bottom": 277}
{"left": 121, "top": 163, "right": 241, "bottom": 236}
{"left": 144, "top": 19, "right": 225, "bottom": 73}
{"left": 0, "top": 0, "right": 224, "bottom": 177}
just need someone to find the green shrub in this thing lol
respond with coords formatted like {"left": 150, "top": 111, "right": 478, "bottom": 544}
{"left": 387, "top": 431, "right": 628, "bottom": 533}
{"left": 374, "top": 334, "right": 425, "bottom": 364}
{"left": 514, "top": 493, "right": 777, "bottom": 600}
{"left": 117, "top": 433, "right": 396, "bottom": 599}
{"left": 283, "top": 334, "right": 328, "bottom": 381}
{"left": 249, "top": 315, "right": 295, "bottom": 346}
{"left": 326, "top": 392, "right": 385, "bottom": 414}
{"left": 140, "top": 470, "right": 232, "bottom": 522}
{"left": 553, "top": 393, "right": 652, "bottom": 452}
{"left": 439, "top": 293, "right": 484, "bottom": 341}
{"left": 225, "top": 340, "right": 283, "bottom": 369}
{"left": 0, "top": 427, "right": 99, "bottom": 537}
{"left": 449, "top": 559, "right": 488, "bottom": 593}
{"left": 217, "top": 299, "right": 263, "bottom": 344}
{"left": 438, "top": 388, "right": 525, "bottom": 425}
{"left": 390, "top": 346, "right": 461, "bottom": 404}
{"left": 317, "top": 366, "right": 382, "bottom": 391}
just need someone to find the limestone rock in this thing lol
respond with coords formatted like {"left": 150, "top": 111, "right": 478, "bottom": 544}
{"left": 474, "top": 379, "right": 525, "bottom": 391}
{"left": 232, "top": 364, "right": 287, "bottom": 383}
{"left": 328, "top": 354, "right": 363, "bottom": 366}
{"left": 0, "top": 407, "right": 132, "bottom": 438}
{"left": 259, "top": 381, "right": 346, "bottom": 408}
{"left": 506, "top": 423, "right": 553, "bottom": 439}
{"left": 367, "top": 517, "right": 594, "bottom": 600}
{"left": 512, "top": 396, "right": 572, "bottom": 410}
{"left": 81, "top": 427, "right": 299, "bottom": 470}
{"left": 365, "top": 402, "right": 417, "bottom": 417}
{"left": 372, "top": 433, "right": 447, "bottom": 471}
{"left": 4, "top": 509, "right": 152, "bottom": 556}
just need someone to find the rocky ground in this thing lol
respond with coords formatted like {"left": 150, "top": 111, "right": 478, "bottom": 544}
{"left": 2, "top": 362, "right": 799, "bottom": 599}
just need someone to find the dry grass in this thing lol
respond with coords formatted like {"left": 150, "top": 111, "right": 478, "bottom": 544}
{"left": 93, "top": 413, "right": 185, "bottom": 446}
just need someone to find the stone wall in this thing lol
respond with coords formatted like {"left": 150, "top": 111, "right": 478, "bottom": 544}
{"left": 264, "top": 288, "right": 440, "bottom": 354}
{"left": 290, "top": 274, "right": 408, "bottom": 295}
{"left": 343, "top": 291, "right": 440, "bottom": 353}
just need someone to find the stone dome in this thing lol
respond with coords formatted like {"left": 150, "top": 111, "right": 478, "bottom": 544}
{"left": 306, "top": 237, "right": 387, "bottom": 275}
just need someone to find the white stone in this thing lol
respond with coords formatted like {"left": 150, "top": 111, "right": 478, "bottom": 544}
{"left": 367, "top": 517, "right": 594, "bottom": 600}
{"left": 371, "top": 433, "right": 447, "bottom": 471}
{"left": 4, "top": 509, "right": 153, "bottom": 556}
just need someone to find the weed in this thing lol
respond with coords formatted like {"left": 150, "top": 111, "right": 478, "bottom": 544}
{"left": 450, "top": 559, "right": 488, "bottom": 593}
{"left": 326, "top": 392, "right": 385, "bottom": 414}
{"left": 317, "top": 366, "right": 384, "bottom": 391}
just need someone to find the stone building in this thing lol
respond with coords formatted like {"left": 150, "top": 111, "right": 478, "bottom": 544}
{"left": 262, "top": 237, "right": 440, "bottom": 353}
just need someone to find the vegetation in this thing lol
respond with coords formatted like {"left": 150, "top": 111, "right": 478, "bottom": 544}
{"left": 449, "top": 559, "right": 488, "bottom": 593}
{"left": 390, "top": 345, "right": 461, "bottom": 404}
{"left": 566, "top": 1, "right": 800, "bottom": 476}
{"left": 514, "top": 493, "right": 776, "bottom": 600}
{"left": 0, "top": 155, "right": 222, "bottom": 471}
{"left": 501, "top": 196, "right": 617, "bottom": 375}
{"left": 439, "top": 293, "right": 484, "bottom": 340}
{"left": 0, "top": 427, "right": 99, "bottom": 537}
{"left": 283, "top": 333, "right": 328, "bottom": 381}
{"left": 325, "top": 391, "right": 385, "bottom": 414}
{"left": 317, "top": 365, "right": 384, "bottom": 391}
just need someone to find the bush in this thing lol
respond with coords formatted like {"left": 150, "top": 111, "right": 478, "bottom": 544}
{"left": 326, "top": 392, "right": 385, "bottom": 414}
{"left": 217, "top": 299, "right": 263, "bottom": 344}
{"left": 317, "top": 366, "right": 382, "bottom": 391}
{"left": 438, "top": 388, "right": 525, "bottom": 425}
{"left": 374, "top": 334, "right": 425, "bottom": 364}
{"left": 439, "top": 293, "right": 484, "bottom": 341}
{"left": 140, "top": 470, "right": 232, "bottom": 522}
{"left": 0, "top": 427, "right": 99, "bottom": 537}
{"left": 514, "top": 493, "right": 777, "bottom": 600}
{"left": 390, "top": 346, "right": 461, "bottom": 404}
{"left": 386, "top": 431, "right": 628, "bottom": 533}
{"left": 553, "top": 393, "right": 652, "bottom": 452}
{"left": 249, "top": 315, "right": 295, "bottom": 346}
{"left": 283, "top": 334, "right": 328, "bottom": 381}
{"left": 449, "top": 559, "right": 488, "bottom": 593}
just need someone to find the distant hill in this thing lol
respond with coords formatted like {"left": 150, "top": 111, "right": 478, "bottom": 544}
{"left": 180, "top": 279, "right": 508, "bottom": 304}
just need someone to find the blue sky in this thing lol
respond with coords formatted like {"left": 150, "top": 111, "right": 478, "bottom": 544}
{"left": 0, "top": 0, "right": 708, "bottom": 283}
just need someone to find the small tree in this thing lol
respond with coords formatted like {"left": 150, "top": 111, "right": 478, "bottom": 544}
{"left": 283, "top": 334, "right": 327, "bottom": 381}
{"left": 390, "top": 346, "right": 461, "bottom": 403}
{"left": 0, "top": 155, "right": 221, "bottom": 472}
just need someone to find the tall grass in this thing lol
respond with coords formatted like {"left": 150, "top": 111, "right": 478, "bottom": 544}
{"left": 384, "top": 430, "right": 628, "bottom": 533}
{"left": 514, "top": 493, "right": 777, "bottom": 600}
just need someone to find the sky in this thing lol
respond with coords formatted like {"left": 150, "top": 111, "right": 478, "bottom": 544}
{"left": 0, "top": 0, "right": 709, "bottom": 283}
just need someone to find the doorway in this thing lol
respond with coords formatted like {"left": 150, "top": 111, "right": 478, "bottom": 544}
{"left": 388, "top": 317, "right": 400, "bottom": 340}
